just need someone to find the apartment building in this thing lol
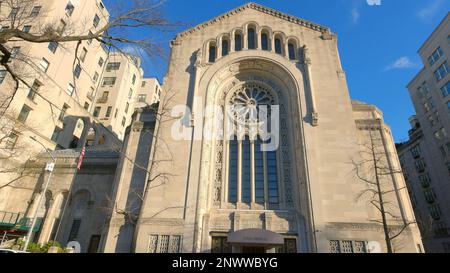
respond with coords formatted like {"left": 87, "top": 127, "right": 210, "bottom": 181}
{"left": 92, "top": 53, "right": 145, "bottom": 140}
{"left": 397, "top": 13, "right": 450, "bottom": 253}
{"left": 0, "top": 0, "right": 110, "bottom": 153}
{"left": 135, "top": 78, "right": 162, "bottom": 110}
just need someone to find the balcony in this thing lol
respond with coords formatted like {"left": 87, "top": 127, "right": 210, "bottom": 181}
{"left": 0, "top": 211, "right": 43, "bottom": 233}
{"left": 96, "top": 97, "right": 108, "bottom": 103}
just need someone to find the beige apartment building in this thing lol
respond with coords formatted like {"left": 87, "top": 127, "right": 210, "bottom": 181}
{"left": 397, "top": 13, "right": 450, "bottom": 253}
{"left": 0, "top": 0, "right": 156, "bottom": 250}
{"left": 92, "top": 53, "right": 146, "bottom": 140}
{"left": 136, "top": 78, "right": 162, "bottom": 110}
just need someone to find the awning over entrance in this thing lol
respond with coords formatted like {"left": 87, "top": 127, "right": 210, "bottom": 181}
{"left": 227, "top": 229, "right": 284, "bottom": 246}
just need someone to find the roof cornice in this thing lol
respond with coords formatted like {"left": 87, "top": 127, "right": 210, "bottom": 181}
{"left": 175, "top": 2, "right": 331, "bottom": 40}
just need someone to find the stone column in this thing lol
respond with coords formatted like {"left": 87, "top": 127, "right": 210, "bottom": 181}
{"left": 38, "top": 193, "right": 63, "bottom": 244}
{"left": 302, "top": 46, "right": 318, "bottom": 127}
{"left": 237, "top": 140, "right": 242, "bottom": 205}
{"left": 250, "top": 140, "right": 255, "bottom": 206}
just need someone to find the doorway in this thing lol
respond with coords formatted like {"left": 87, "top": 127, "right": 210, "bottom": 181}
{"left": 242, "top": 246, "right": 265, "bottom": 253}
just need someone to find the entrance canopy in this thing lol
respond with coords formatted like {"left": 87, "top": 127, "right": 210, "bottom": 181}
{"left": 227, "top": 229, "right": 284, "bottom": 246}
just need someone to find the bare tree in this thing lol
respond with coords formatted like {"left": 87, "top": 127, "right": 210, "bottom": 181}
{"left": 351, "top": 129, "right": 416, "bottom": 253}
{"left": 0, "top": 0, "right": 176, "bottom": 115}
{"left": 0, "top": 0, "right": 178, "bottom": 189}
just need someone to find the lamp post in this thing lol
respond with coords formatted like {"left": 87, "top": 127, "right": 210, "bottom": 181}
{"left": 23, "top": 136, "right": 56, "bottom": 252}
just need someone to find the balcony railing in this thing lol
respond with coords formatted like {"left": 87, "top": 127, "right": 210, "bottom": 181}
{"left": 0, "top": 211, "right": 43, "bottom": 232}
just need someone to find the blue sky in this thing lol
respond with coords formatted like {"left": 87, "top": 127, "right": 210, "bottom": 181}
{"left": 105, "top": 0, "right": 449, "bottom": 142}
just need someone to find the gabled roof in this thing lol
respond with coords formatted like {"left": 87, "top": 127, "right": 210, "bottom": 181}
{"left": 175, "top": 2, "right": 331, "bottom": 40}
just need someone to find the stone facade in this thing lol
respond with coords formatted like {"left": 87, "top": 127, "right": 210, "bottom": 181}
{"left": 102, "top": 3, "right": 423, "bottom": 253}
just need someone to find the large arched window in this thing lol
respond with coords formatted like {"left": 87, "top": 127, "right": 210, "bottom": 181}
{"left": 226, "top": 84, "right": 279, "bottom": 206}
{"left": 247, "top": 27, "right": 256, "bottom": 49}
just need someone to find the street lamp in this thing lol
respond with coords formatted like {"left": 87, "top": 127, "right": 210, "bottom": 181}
{"left": 22, "top": 136, "right": 56, "bottom": 252}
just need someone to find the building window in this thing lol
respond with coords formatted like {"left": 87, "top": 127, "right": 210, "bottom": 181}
{"left": 141, "top": 81, "right": 146, "bottom": 87}
{"left": 410, "top": 145, "right": 421, "bottom": 158}
{"left": 27, "top": 80, "right": 41, "bottom": 100}
{"left": 66, "top": 83, "right": 74, "bottom": 96}
{"left": 84, "top": 102, "right": 89, "bottom": 110}
{"left": 98, "top": 57, "right": 104, "bottom": 67}
{"left": 59, "top": 104, "right": 69, "bottom": 121}
{"left": 288, "top": 43, "right": 296, "bottom": 60}
{"left": 222, "top": 39, "right": 229, "bottom": 57}
{"left": 211, "top": 236, "right": 231, "bottom": 253}
{"left": 261, "top": 33, "right": 269, "bottom": 51}
{"left": 68, "top": 219, "right": 81, "bottom": 241}
{"left": 415, "top": 159, "right": 426, "bottom": 173}
{"left": 121, "top": 117, "right": 126, "bottom": 126}
{"left": 57, "top": 20, "right": 66, "bottom": 35}
{"left": 275, "top": 38, "right": 282, "bottom": 55}
{"left": 51, "top": 127, "right": 62, "bottom": 142}
{"left": 125, "top": 102, "right": 129, "bottom": 113}
{"left": 424, "top": 188, "right": 437, "bottom": 203}
{"left": 428, "top": 47, "right": 444, "bottom": 66}
{"left": 65, "top": 1, "right": 75, "bottom": 16}
{"left": 9, "top": 7, "right": 19, "bottom": 19}
{"left": 48, "top": 42, "right": 58, "bottom": 53}
{"left": 132, "top": 74, "right": 136, "bottom": 85}
{"left": 93, "top": 72, "right": 99, "bottom": 83}
{"left": 227, "top": 86, "right": 279, "bottom": 205}
{"left": 441, "top": 81, "right": 450, "bottom": 97}
{"left": 74, "top": 64, "right": 81, "bottom": 78}
{"left": 419, "top": 174, "right": 431, "bottom": 188}
{"left": 102, "top": 77, "right": 116, "bottom": 86}
{"left": 87, "top": 31, "right": 94, "bottom": 44}
{"left": 434, "top": 61, "right": 449, "bottom": 82}
{"left": 423, "top": 102, "right": 430, "bottom": 112}
{"left": 106, "top": 106, "right": 112, "bottom": 117}
{"left": 18, "top": 105, "right": 31, "bottom": 123}
{"left": 106, "top": 62, "right": 121, "bottom": 71}
{"left": 80, "top": 47, "right": 87, "bottom": 62}
{"left": 0, "top": 70, "right": 7, "bottom": 84}
{"left": 208, "top": 43, "right": 216, "bottom": 63}
{"left": 275, "top": 239, "right": 298, "bottom": 253}
{"left": 87, "top": 235, "right": 101, "bottom": 253}
{"left": 10, "top": 47, "right": 20, "bottom": 58}
{"left": 93, "top": 14, "right": 100, "bottom": 28}
{"left": 417, "top": 81, "right": 430, "bottom": 98}
{"left": 128, "top": 88, "right": 133, "bottom": 99}
{"left": 247, "top": 27, "right": 256, "bottom": 49}
{"left": 429, "top": 204, "right": 442, "bottom": 220}
{"left": 329, "top": 240, "right": 367, "bottom": 253}
{"left": 22, "top": 25, "right": 31, "bottom": 33}
{"left": 30, "top": 6, "right": 42, "bottom": 17}
{"left": 235, "top": 33, "right": 242, "bottom": 51}
{"left": 138, "top": 94, "right": 147, "bottom": 102}
{"left": 4, "top": 131, "right": 19, "bottom": 150}
{"left": 93, "top": 107, "right": 101, "bottom": 117}
{"left": 148, "top": 235, "right": 182, "bottom": 253}
{"left": 114, "top": 109, "right": 118, "bottom": 118}
{"left": 39, "top": 58, "right": 50, "bottom": 72}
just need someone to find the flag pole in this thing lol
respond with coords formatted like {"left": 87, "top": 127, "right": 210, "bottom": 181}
{"left": 51, "top": 145, "right": 86, "bottom": 243}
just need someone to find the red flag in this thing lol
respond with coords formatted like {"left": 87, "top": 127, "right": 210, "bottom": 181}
{"left": 77, "top": 147, "right": 86, "bottom": 170}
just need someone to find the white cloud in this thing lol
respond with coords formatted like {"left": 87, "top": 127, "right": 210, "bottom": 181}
{"left": 418, "top": 0, "right": 444, "bottom": 20}
{"left": 351, "top": 7, "right": 360, "bottom": 24}
{"left": 385, "top": 57, "right": 419, "bottom": 71}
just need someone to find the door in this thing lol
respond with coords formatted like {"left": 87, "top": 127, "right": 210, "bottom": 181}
{"left": 242, "top": 246, "right": 265, "bottom": 253}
